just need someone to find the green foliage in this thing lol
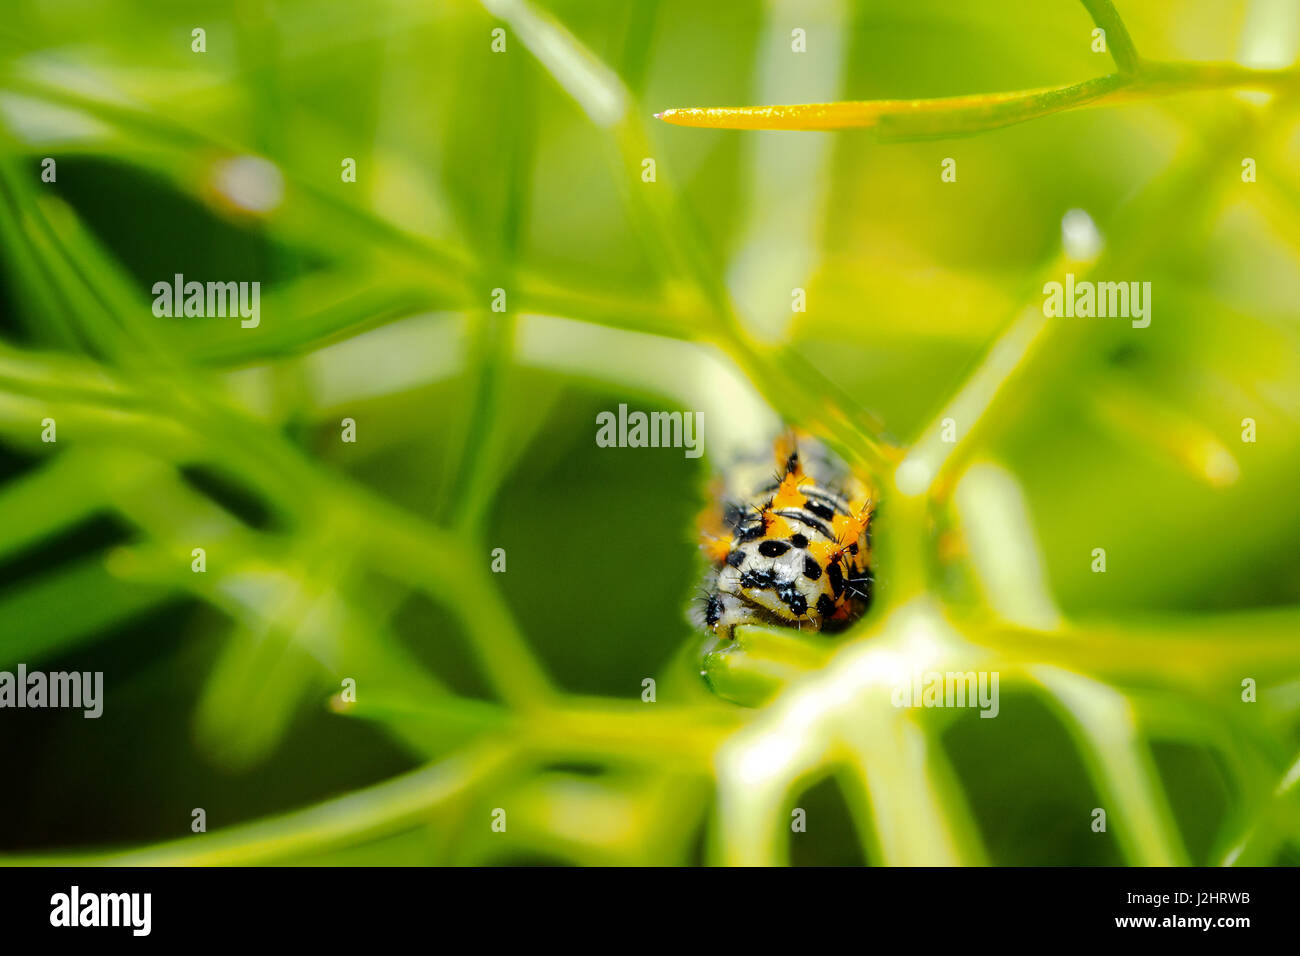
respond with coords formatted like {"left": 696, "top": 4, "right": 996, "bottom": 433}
{"left": 0, "top": 0, "right": 1298, "bottom": 866}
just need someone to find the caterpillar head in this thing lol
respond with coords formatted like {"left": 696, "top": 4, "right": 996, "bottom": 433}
{"left": 701, "top": 542, "right": 850, "bottom": 641}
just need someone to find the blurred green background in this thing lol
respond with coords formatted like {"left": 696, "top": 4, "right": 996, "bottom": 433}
{"left": 1, "top": 0, "right": 1298, "bottom": 866}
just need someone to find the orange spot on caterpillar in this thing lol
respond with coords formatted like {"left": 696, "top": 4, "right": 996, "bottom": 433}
{"left": 765, "top": 515, "right": 794, "bottom": 539}
{"left": 807, "top": 539, "right": 838, "bottom": 566}
{"left": 771, "top": 471, "right": 809, "bottom": 510}
{"left": 702, "top": 535, "right": 732, "bottom": 565}
{"left": 832, "top": 501, "right": 874, "bottom": 548}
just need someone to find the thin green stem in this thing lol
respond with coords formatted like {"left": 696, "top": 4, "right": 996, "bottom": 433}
{"left": 0, "top": 743, "right": 515, "bottom": 866}
{"left": 655, "top": 61, "right": 1300, "bottom": 136}
{"left": 1079, "top": 0, "right": 1142, "bottom": 73}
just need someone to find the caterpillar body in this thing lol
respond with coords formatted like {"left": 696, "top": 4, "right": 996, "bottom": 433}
{"left": 694, "top": 431, "right": 875, "bottom": 641}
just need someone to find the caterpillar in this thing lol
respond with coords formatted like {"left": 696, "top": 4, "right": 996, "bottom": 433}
{"left": 694, "top": 431, "right": 875, "bottom": 641}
